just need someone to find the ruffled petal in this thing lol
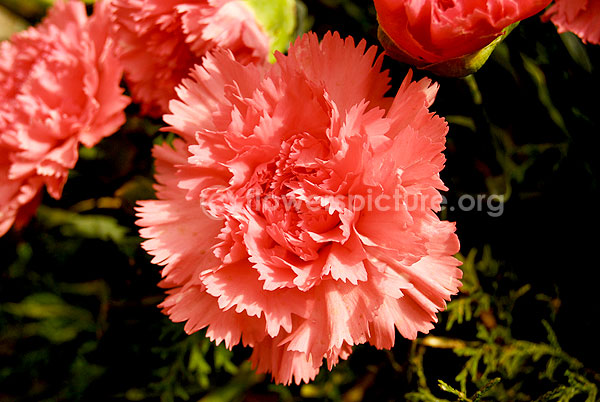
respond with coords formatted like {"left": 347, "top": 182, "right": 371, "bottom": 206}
{"left": 543, "top": 0, "right": 600, "bottom": 45}
{"left": 0, "top": 0, "right": 128, "bottom": 237}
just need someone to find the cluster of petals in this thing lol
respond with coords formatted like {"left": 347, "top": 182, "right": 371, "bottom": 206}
{"left": 110, "top": 0, "right": 271, "bottom": 117}
{"left": 0, "top": 0, "right": 129, "bottom": 237}
{"left": 543, "top": 0, "right": 600, "bottom": 45}
{"left": 137, "top": 32, "right": 462, "bottom": 385}
{"left": 374, "top": 0, "right": 551, "bottom": 63}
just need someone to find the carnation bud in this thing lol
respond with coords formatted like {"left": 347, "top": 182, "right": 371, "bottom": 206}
{"left": 373, "top": 0, "right": 550, "bottom": 77}
{"left": 378, "top": 22, "right": 518, "bottom": 77}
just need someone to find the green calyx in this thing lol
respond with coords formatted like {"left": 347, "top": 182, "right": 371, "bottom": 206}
{"left": 242, "top": 0, "right": 297, "bottom": 63}
{"left": 378, "top": 22, "right": 519, "bottom": 77}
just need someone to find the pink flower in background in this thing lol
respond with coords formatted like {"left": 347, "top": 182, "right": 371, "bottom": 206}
{"left": 543, "top": 0, "right": 600, "bottom": 45}
{"left": 136, "top": 32, "right": 462, "bottom": 384}
{"left": 110, "top": 0, "right": 270, "bottom": 117}
{"left": 0, "top": 0, "right": 130, "bottom": 237}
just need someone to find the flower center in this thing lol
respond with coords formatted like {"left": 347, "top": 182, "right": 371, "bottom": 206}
{"left": 246, "top": 133, "right": 341, "bottom": 261}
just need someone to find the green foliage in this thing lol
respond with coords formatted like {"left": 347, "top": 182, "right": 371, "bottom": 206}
{"left": 2, "top": 293, "right": 96, "bottom": 343}
{"left": 559, "top": 32, "right": 592, "bottom": 73}
{"left": 520, "top": 54, "right": 568, "bottom": 135}
{"left": 36, "top": 206, "right": 129, "bottom": 243}
{"left": 122, "top": 330, "right": 255, "bottom": 402}
{"left": 406, "top": 248, "right": 599, "bottom": 402}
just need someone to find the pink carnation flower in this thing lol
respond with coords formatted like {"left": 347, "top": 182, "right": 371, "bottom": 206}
{"left": 110, "top": 0, "right": 271, "bottom": 117}
{"left": 543, "top": 0, "right": 600, "bottom": 45}
{"left": 0, "top": 0, "right": 130, "bottom": 237}
{"left": 136, "top": 32, "right": 462, "bottom": 385}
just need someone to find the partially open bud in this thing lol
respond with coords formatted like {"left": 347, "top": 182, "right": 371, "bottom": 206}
{"left": 374, "top": 0, "right": 550, "bottom": 77}
{"left": 378, "top": 22, "right": 518, "bottom": 78}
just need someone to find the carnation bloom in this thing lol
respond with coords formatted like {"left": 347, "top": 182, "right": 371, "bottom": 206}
{"left": 374, "top": 0, "right": 551, "bottom": 76}
{"left": 0, "top": 0, "right": 129, "bottom": 237}
{"left": 110, "top": 0, "right": 273, "bottom": 117}
{"left": 542, "top": 0, "right": 600, "bottom": 45}
{"left": 136, "top": 32, "right": 462, "bottom": 385}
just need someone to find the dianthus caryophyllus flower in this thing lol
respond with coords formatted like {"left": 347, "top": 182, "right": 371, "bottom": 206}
{"left": 542, "top": 0, "right": 600, "bottom": 45}
{"left": 374, "top": 0, "right": 551, "bottom": 76}
{"left": 136, "top": 32, "right": 462, "bottom": 385}
{"left": 110, "top": 0, "right": 294, "bottom": 117}
{"left": 0, "top": 0, "right": 130, "bottom": 237}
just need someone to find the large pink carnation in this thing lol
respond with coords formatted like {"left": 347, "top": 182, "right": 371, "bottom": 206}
{"left": 136, "top": 32, "right": 462, "bottom": 385}
{"left": 0, "top": 0, "right": 130, "bottom": 237}
{"left": 110, "top": 0, "right": 270, "bottom": 117}
{"left": 543, "top": 0, "right": 600, "bottom": 45}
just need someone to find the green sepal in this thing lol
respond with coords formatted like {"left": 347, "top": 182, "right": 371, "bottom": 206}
{"left": 242, "top": 0, "right": 297, "bottom": 63}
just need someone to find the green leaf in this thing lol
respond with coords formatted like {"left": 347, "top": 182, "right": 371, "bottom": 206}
{"left": 560, "top": 32, "right": 592, "bottom": 73}
{"left": 520, "top": 54, "right": 568, "bottom": 135}
{"left": 8, "top": 242, "right": 32, "bottom": 278}
{"left": 242, "top": 0, "right": 297, "bottom": 62}
{"left": 198, "top": 363, "right": 261, "bottom": 402}
{"left": 188, "top": 342, "right": 212, "bottom": 389}
{"left": 0, "top": 5, "right": 28, "bottom": 40}
{"left": 2, "top": 293, "right": 96, "bottom": 343}
{"left": 213, "top": 345, "right": 238, "bottom": 375}
{"left": 36, "top": 206, "right": 129, "bottom": 243}
{"left": 471, "top": 377, "right": 501, "bottom": 402}
{"left": 438, "top": 380, "right": 469, "bottom": 401}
